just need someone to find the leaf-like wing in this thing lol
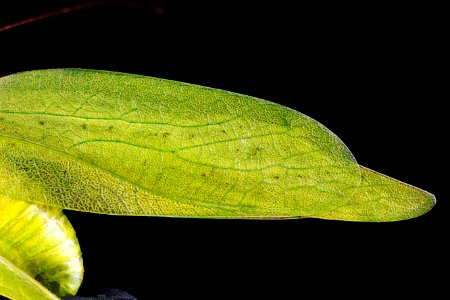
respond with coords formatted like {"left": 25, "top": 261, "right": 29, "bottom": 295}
{"left": 0, "top": 69, "right": 435, "bottom": 221}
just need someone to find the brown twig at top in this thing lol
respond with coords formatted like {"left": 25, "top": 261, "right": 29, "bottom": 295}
{"left": 0, "top": 0, "right": 165, "bottom": 33}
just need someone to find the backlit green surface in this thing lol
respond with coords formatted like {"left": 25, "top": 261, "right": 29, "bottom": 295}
{"left": 0, "top": 196, "right": 82, "bottom": 299}
{"left": 0, "top": 69, "right": 435, "bottom": 299}
{"left": 0, "top": 255, "right": 59, "bottom": 300}
{"left": 0, "top": 69, "right": 435, "bottom": 220}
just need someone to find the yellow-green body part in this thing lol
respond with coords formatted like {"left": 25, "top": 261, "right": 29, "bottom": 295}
{"left": 0, "top": 256, "right": 59, "bottom": 300}
{"left": 0, "top": 196, "right": 82, "bottom": 299}
{"left": 0, "top": 69, "right": 435, "bottom": 299}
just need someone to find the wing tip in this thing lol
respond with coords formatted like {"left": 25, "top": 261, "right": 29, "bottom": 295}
{"left": 311, "top": 166, "right": 436, "bottom": 222}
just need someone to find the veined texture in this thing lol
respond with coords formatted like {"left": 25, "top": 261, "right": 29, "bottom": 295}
{"left": 0, "top": 69, "right": 435, "bottom": 221}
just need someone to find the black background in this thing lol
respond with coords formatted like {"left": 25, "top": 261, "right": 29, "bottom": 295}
{"left": 0, "top": 1, "right": 445, "bottom": 298}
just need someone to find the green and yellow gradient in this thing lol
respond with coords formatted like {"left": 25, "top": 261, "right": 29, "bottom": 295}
{"left": 0, "top": 69, "right": 435, "bottom": 299}
{"left": 0, "top": 196, "right": 82, "bottom": 299}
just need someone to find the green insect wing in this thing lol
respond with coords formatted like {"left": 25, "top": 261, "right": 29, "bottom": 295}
{"left": 0, "top": 69, "right": 435, "bottom": 221}
{"left": 0, "top": 68, "right": 437, "bottom": 299}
